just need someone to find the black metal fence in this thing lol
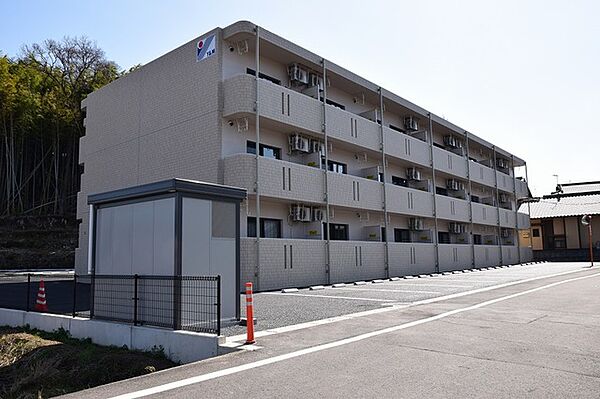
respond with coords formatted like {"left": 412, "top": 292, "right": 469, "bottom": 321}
{"left": 91, "top": 275, "right": 221, "bottom": 335}
{"left": 0, "top": 273, "right": 221, "bottom": 335}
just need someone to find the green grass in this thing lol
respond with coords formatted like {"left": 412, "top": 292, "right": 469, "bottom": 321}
{"left": 0, "top": 326, "right": 177, "bottom": 399}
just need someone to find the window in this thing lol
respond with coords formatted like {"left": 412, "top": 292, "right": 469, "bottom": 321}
{"left": 394, "top": 228, "right": 411, "bottom": 243}
{"left": 473, "top": 234, "right": 482, "bottom": 245}
{"left": 325, "top": 98, "right": 345, "bottom": 110}
{"left": 532, "top": 228, "right": 540, "bottom": 238}
{"left": 323, "top": 159, "right": 347, "bottom": 174}
{"left": 246, "top": 68, "right": 281, "bottom": 85}
{"left": 247, "top": 217, "right": 282, "bottom": 238}
{"left": 392, "top": 176, "right": 408, "bottom": 187}
{"left": 389, "top": 124, "right": 404, "bottom": 133}
{"left": 438, "top": 232, "right": 451, "bottom": 244}
{"left": 246, "top": 141, "right": 281, "bottom": 160}
{"left": 436, "top": 187, "right": 448, "bottom": 196}
{"left": 323, "top": 223, "right": 349, "bottom": 241}
{"left": 381, "top": 227, "right": 386, "bottom": 242}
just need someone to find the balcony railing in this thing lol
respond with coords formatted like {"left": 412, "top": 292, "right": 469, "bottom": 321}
{"left": 223, "top": 154, "right": 325, "bottom": 204}
{"left": 435, "top": 195, "right": 470, "bottom": 222}
{"left": 384, "top": 127, "right": 431, "bottom": 168}
{"left": 385, "top": 184, "right": 433, "bottom": 217}
{"left": 472, "top": 202, "right": 499, "bottom": 226}
{"left": 433, "top": 147, "right": 468, "bottom": 179}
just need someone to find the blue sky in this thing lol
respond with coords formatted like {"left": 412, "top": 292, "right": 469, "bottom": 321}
{"left": 2, "top": 0, "right": 598, "bottom": 195}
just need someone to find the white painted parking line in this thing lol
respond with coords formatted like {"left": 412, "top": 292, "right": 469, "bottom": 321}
{"left": 333, "top": 287, "right": 441, "bottom": 294}
{"left": 113, "top": 271, "right": 600, "bottom": 399}
{"left": 382, "top": 283, "right": 473, "bottom": 288}
{"left": 261, "top": 292, "right": 395, "bottom": 302}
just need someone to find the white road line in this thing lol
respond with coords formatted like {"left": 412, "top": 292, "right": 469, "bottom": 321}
{"left": 226, "top": 266, "right": 591, "bottom": 343}
{"left": 261, "top": 292, "right": 395, "bottom": 302}
{"left": 109, "top": 271, "right": 600, "bottom": 399}
{"left": 376, "top": 283, "right": 472, "bottom": 288}
{"left": 330, "top": 288, "right": 441, "bottom": 294}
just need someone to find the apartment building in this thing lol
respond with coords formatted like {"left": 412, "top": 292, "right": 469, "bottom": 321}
{"left": 76, "top": 20, "right": 533, "bottom": 291}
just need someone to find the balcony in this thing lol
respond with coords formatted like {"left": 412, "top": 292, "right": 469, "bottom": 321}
{"left": 385, "top": 184, "right": 433, "bottom": 217}
{"left": 472, "top": 202, "right": 499, "bottom": 226}
{"left": 469, "top": 160, "right": 496, "bottom": 188}
{"left": 515, "top": 179, "right": 529, "bottom": 198}
{"left": 433, "top": 147, "right": 468, "bottom": 179}
{"left": 223, "top": 74, "right": 322, "bottom": 133}
{"left": 384, "top": 127, "right": 431, "bottom": 168}
{"left": 223, "top": 153, "right": 325, "bottom": 204}
{"left": 474, "top": 245, "right": 501, "bottom": 267}
{"left": 388, "top": 242, "right": 436, "bottom": 276}
{"left": 326, "top": 105, "right": 380, "bottom": 152}
{"left": 438, "top": 244, "right": 473, "bottom": 271}
{"left": 499, "top": 208, "right": 516, "bottom": 228}
{"left": 328, "top": 173, "right": 383, "bottom": 211}
{"left": 435, "top": 195, "right": 470, "bottom": 222}
{"left": 496, "top": 171, "right": 515, "bottom": 193}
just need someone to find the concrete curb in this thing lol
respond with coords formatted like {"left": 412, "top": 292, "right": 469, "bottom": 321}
{"left": 332, "top": 283, "right": 346, "bottom": 288}
{"left": 309, "top": 285, "right": 325, "bottom": 291}
{"left": 389, "top": 277, "right": 401, "bottom": 281}
{"left": 282, "top": 288, "right": 299, "bottom": 293}
{"left": 372, "top": 279, "right": 385, "bottom": 284}
{"left": 354, "top": 281, "right": 367, "bottom": 286}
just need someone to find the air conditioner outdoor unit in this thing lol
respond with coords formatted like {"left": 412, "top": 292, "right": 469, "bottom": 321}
{"left": 310, "top": 140, "right": 325, "bottom": 155}
{"left": 404, "top": 116, "right": 418, "bottom": 132}
{"left": 289, "top": 134, "right": 310, "bottom": 153}
{"left": 312, "top": 208, "right": 324, "bottom": 222}
{"left": 496, "top": 158, "right": 509, "bottom": 169}
{"left": 501, "top": 228, "right": 510, "bottom": 238}
{"left": 308, "top": 72, "right": 329, "bottom": 89}
{"left": 288, "top": 63, "right": 309, "bottom": 85}
{"left": 359, "top": 109, "right": 381, "bottom": 124}
{"left": 406, "top": 167, "right": 421, "bottom": 181}
{"left": 443, "top": 135, "right": 463, "bottom": 149}
{"left": 408, "top": 218, "right": 424, "bottom": 231}
{"left": 290, "top": 205, "right": 312, "bottom": 222}
{"left": 448, "top": 222, "right": 466, "bottom": 234}
{"left": 446, "top": 179, "right": 465, "bottom": 191}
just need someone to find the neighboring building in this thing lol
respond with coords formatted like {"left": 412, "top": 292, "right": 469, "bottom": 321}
{"left": 521, "top": 181, "right": 600, "bottom": 261}
{"left": 76, "top": 21, "right": 532, "bottom": 290}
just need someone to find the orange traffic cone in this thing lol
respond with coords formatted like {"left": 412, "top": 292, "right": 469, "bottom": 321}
{"left": 34, "top": 280, "right": 48, "bottom": 312}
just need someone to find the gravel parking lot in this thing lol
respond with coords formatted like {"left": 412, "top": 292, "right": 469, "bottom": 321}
{"left": 222, "top": 262, "right": 587, "bottom": 336}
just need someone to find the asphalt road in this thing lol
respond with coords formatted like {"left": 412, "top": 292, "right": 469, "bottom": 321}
{"left": 64, "top": 263, "right": 600, "bottom": 398}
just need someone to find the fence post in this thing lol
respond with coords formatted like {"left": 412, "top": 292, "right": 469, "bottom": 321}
{"left": 90, "top": 273, "right": 95, "bottom": 318}
{"left": 216, "top": 275, "right": 221, "bottom": 336}
{"left": 26, "top": 273, "right": 31, "bottom": 311}
{"left": 72, "top": 274, "right": 77, "bottom": 318}
{"left": 133, "top": 274, "right": 139, "bottom": 326}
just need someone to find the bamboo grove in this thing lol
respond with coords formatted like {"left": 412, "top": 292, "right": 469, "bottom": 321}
{"left": 0, "top": 37, "right": 122, "bottom": 217}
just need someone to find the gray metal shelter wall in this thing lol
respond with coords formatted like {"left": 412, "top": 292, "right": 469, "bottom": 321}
{"left": 95, "top": 198, "right": 175, "bottom": 275}
{"left": 182, "top": 197, "right": 237, "bottom": 319}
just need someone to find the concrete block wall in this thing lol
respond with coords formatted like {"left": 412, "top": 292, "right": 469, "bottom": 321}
{"left": 388, "top": 242, "right": 436, "bottom": 276}
{"left": 329, "top": 241, "right": 386, "bottom": 283}
{"left": 475, "top": 245, "right": 501, "bottom": 267}
{"left": 438, "top": 244, "right": 472, "bottom": 271}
